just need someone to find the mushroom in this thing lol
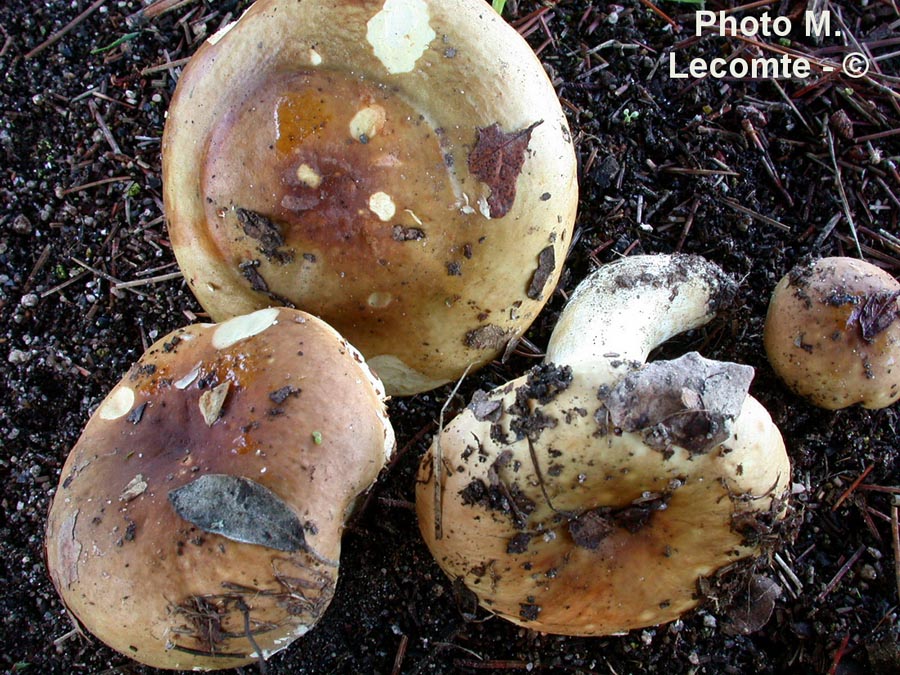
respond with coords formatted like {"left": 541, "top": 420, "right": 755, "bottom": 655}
{"left": 416, "top": 254, "right": 790, "bottom": 635}
{"left": 162, "top": 0, "right": 578, "bottom": 397}
{"left": 45, "top": 308, "right": 394, "bottom": 670}
{"left": 764, "top": 256, "right": 900, "bottom": 410}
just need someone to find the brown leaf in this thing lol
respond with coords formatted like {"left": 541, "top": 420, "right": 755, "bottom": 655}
{"left": 568, "top": 508, "right": 614, "bottom": 550}
{"left": 849, "top": 290, "right": 900, "bottom": 342}
{"left": 468, "top": 121, "right": 542, "bottom": 218}
{"left": 236, "top": 207, "right": 293, "bottom": 264}
{"left": 526, "top": 246, "right": 556, "bottom": 300}
{"left": 721, "top": 574, "right": 782, "bottom": 635}
{"left": 465, "top": 324, "right": 512, "bottom": 350}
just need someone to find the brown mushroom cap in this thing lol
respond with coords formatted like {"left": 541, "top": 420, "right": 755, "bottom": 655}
{"left": 45, "top": 308, "right": 394, "bottom": 670}
{"left": 162, "top": 0, "right": 578, "bottom": 396}
{"left": 764, "top": 256, "right": 900, "bottom": 410}
{"left": 416, "top": 255, "right": 791, "bottom": 635}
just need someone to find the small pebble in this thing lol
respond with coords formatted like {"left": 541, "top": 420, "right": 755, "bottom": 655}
{"left": 8, "top": 349, "right": 31, "bottom": 365}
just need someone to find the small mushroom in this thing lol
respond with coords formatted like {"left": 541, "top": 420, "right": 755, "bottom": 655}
{"left": 416, "top": 254, "right": 790, "bottom": 635}
{"left": 764, "top": 256, "right": 900, "bottom": 409}
{"left": 45, "top": 308, "right": 394, "bottom": 670}
{"left": 162, "top": 0, "right": 578, "bottom": 396}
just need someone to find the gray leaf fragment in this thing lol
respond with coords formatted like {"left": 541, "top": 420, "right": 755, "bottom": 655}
{"left": 168, "top": 474, "right": 306, "bottom": 552}
{"left": 605, "top": 352, "right": 754, "bottom": 454}
{"left": 469, "top": 389, "right": 503, "bottom": 422}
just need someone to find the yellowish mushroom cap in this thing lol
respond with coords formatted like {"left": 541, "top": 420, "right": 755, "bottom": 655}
{"left": 162, "top": 0, "right": 578, "bottom": 396}
{"left": 764, "top": 257, "right": 900, "bottom": 410}
{"left": 417, "top": 367, "right": 788, "bottom": 635}
{"left": 416, "top": 255, "right": 791, "bottom": 635}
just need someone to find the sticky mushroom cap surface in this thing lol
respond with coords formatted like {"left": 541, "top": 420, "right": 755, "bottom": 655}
{"left": 764, "top": 256, "right": 900, "bottom": 409}
{"left": 416, "top": 254, "right": 791, "bottom": 635}
{"left": 45, "top": 308, "right": 394, "bottom": 670}
{"left": 162, "top": 0, "right": 578, "bottom": 396}
{"left": 416, "top": 369, "right": 789, "bottom": 635}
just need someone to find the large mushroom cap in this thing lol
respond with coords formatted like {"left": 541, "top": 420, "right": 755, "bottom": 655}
{"left": 764, "top": 256, "right": 900, "bottom": 410}
{"left": 163, "top": 0, "right": 578, "bottom": 396}
{"left": 416, "top": 366, "right": 789, "bottom": 635}
{"left": 45, "top": 308, "right": 394, "bottom": 670}
{"left": 416, "top": 255, "right": 791, "bottom": 635}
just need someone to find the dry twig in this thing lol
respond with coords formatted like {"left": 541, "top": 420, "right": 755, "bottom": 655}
{"left": 127, "top": 0, "right": 197, "bottom": 27}
{"left": 114, "top": 271, "right": 183, "bottom": 290}
{"left": 391, "top": 634, "right": 409, "bottom": 675}
{"left": 88, "top": 99, "right": 121, "bottom": 155}
{"left": 825, "top": 126, "right": 863, "bottom": 258}
{"left": 61, "top": 175, "right": 131, "bottom": 196}
{"left": 816, "top": 545, "right": 866, "bottom": 602}
{"left": 717, "top": 197, "right": 791, "bottom": 232}
{"left": 832, "top": 464, "right": 875, "bottom": 511}
{"left": 434, "top": 363, "right": 474, "bottom": 540}
{"left": 892, "top": 496, "right": 900, "bottom": 604}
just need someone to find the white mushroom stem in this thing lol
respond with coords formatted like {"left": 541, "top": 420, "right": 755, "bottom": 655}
{"left": 545, "top": 255, "right": 735, "bottom": 372}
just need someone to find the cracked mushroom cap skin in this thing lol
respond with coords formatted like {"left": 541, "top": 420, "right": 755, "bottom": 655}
{"left": 764, "top": 257, "right": 900, "bottom": 410}
{"left": 416, "top": 255, "right": 791, "bottom": 636}
{"left": 162, "top": 0, "right": 578, "bottom": 397}
{"left": 45, "top": 308, "right": 394, "bottom": 670}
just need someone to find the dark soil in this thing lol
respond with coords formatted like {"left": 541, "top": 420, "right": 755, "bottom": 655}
{"left": 2, "top": 0, "right": 899, "bottom": 673}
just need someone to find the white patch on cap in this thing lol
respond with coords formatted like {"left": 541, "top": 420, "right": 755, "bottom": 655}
{"left": 212, "top": 308, "right": 280, "bottom": 350}
{"left": 366, "top": 0, "right": 436, "bottom": 74}
{"left": 381, "top": 407, "right": 396, "bottom": 462}
{"left": 367, "top": 291, "right": 393, "bottom": 308}
{"left": 458, "top": 193, "right": 476, "bottom": 215}
{"left": 174, "top": 363, "right": 202, "bottom": 390}
{"left": 368, "top": 192, "right": 396, "bottom": 221}
{"left": 477, "top": 195, "right": 492, "bottom": 220}
{"left": 207, "top": 19, "right": 237, "bottom": 45}
{"left": 349, "top": 105, "right": 386, "bottom": 142}
{"left": 296, "top": 163, "right": 322, "bottom": 188}
{"left": 309, "top": 48, "right": 322, "bottom": 66}
{"left": 99, "top": 386, "right": 135, "bottom": 420}
{"left": 367, "top": 354, "right": 448, "bottom": 397}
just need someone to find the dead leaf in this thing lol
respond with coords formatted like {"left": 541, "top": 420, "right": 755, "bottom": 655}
{"left": 168, "top": 474, "right": 306, "bottom": 553}
{"left": 469, "top": 389, "right": 503, "bottom": 422}
{"left": 721, "top": 574, "right": 782, "bottom": 635}
{"left": 604, "top": 352, "right": 754, "bottom": 454}
{"left": 465, "top": 324, "right": 512, "bottom": 350}
{"left": 236, "top": 207, "right": 293, "bottom": 264}
{"left": 849, "top": 290, "right": 900, "bottom": 342}
{"left": 119, "top": 473, "right": 148, "bottom": 502}
{"left": 467, "top": 121, "right": 542, "bottom": 218}
{"left": 527, "top": 246, "right": 556, "bottom": 300}
{"left": 199, "top": 381, "right": 230, "bottom": 426}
